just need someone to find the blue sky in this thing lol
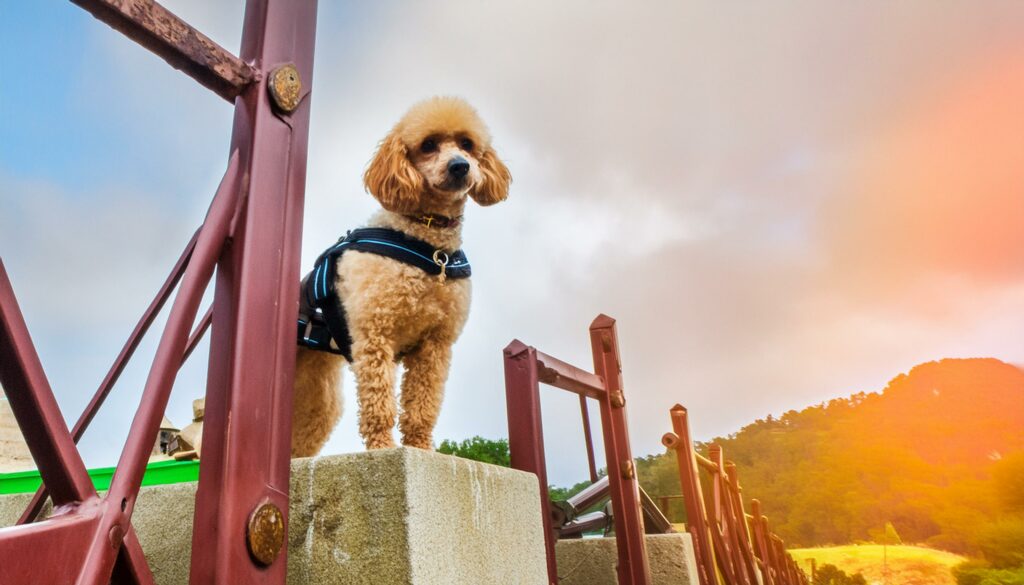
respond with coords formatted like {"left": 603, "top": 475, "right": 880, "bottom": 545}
{"left": 3, "top": 2, "right": 1024, "bottom": 487}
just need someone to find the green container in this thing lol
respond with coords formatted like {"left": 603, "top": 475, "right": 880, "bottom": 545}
{"left": 0, "top": 459, "right": 200, "bottom": 495}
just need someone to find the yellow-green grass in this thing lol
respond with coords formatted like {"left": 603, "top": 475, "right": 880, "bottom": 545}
{"left": 789, "top": 544, "right": 966, "bottom": 585}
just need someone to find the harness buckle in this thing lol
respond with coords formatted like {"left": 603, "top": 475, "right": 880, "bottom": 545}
{"left": 432, "top": 250, "right": 449, "bottom": 284}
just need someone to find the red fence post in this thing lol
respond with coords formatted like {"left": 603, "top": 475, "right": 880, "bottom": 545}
{"left": 188, "top": 1, "right": 318, "bottom": 583}
{"left": 664, "top": 405, "right": 718, "bottom": 585}
{"left": 707, "top": 443, "right": 743, "bottom": 585}
{"left": 750, "top": 500, "right": 774, "bottom": 585}
{"left": 589, "top": 314, "right": 652, "bottom": 585}
{"left": 725, "top": 462, "right": 761, "bottom": 585}
{"left": 504, "top": 340, "right": 558, "bottom": 585}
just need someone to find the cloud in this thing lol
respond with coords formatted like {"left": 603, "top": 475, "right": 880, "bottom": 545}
{"left": 5, "top": 1, "right": 1024, "bottom": 484}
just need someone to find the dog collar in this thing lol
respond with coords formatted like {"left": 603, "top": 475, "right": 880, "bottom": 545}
{"left": 405, "top": 213, "right": 462, "bottom": 229}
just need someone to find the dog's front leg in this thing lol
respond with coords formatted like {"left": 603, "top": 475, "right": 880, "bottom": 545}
{"left": 399, "top": 333, "right": 454, "bottom": 449}
{"left": 351, "top": 338, "right": 399, "bottom": 449}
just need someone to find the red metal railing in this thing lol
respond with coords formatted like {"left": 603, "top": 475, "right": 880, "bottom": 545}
{"left": 504, "top": 314, "right": 654, "bottom": 585}
{"left": 0, "top": 1, "right": 317, "bottom": 583}
{"left": 662, "top": 405, "right": 809, "bottom": 585}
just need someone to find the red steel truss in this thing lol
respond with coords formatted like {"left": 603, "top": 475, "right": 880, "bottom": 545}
{"left": 0, "top": 1, "right": 317, "bottom": 583}
{"left": 504, "top": 314, "right": 653, "bottom": 585}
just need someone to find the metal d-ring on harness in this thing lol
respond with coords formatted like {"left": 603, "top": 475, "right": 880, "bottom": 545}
{"left": 432, "top": 249, "right": 449, "bottom": 283}
{"left": 296, "top": 227, "right": 471, "bottom": 360}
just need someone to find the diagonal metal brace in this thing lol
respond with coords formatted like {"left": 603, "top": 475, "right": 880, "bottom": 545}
{"left": 71, "top": 0, "right": 256, "bottom": 102}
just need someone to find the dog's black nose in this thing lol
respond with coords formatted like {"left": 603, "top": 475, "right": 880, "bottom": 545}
{"left": 448, "top": 157, "right": 470, "bottom": 179}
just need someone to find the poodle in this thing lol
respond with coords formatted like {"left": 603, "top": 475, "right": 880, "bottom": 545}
{"left": 290, "top": 97, "right": 511, "bottom": 456}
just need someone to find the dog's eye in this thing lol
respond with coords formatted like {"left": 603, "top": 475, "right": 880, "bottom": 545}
{"left": 420, "top": 138, "right": 438, "bottom": 153}
{"left": 459, "top": 138, "right": 474, "bottom": 151}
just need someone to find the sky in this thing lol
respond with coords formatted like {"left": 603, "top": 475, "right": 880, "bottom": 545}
{"left": 2, "top": 1, "right": 1024, "bottom": 486}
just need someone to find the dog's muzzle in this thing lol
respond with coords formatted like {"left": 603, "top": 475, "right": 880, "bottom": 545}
{"left": 447, "top": 156, "right": 470, "bottom": 179}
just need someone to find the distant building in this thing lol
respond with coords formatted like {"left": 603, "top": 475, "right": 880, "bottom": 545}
{"left": 151, "top": 416, "right": 180, "bottom": 462}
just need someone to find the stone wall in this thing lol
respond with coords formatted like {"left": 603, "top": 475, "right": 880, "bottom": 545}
{"left": 0, "top": 395, "right": 34, "bottom": 473}
{"left": 2, "top": 448, "right": 549, "bottom": 585}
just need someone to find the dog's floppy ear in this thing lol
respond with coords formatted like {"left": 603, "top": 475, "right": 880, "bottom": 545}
{"left": 470, "top": 148, "right": 511, "bottom": 206}
{"left": 363, "top": 133, "right": 423, "bottom": 213}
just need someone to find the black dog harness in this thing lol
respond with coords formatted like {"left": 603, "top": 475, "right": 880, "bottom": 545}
{"left": 296, "top": 227, "right": 471, "bottom": 360}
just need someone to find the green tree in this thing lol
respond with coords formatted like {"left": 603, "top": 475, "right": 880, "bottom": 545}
{"left": 953, "top": 560, "right": 1024, "bottom": 585}
{"left": 993, "top": 452, "right": 1024, "bottom": 515}
{"left": 436, "top": 436, "right": 510, "bottom": 467}
{"left": 549, "top": 479, "right": 595, "bottom": 503}
{"left": 813, "top": 563, "right": 867, "bottom": 585}
{"left": 975, "top": 516, "right": 1024, "bottom": 569}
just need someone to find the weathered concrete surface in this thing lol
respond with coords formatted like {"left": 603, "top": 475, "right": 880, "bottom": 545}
{"left": 555, "top": 533, "right": 701, "bottom": 585}
{"left": 0, "top": 448, "right": 548, "bottom": 585}
{"left": 0, "top": 396, "right": 35, "bottom": 472}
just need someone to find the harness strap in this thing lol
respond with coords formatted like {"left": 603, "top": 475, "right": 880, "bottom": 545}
{"left": 297, "top": 227, "right": 471, "bottom": 360}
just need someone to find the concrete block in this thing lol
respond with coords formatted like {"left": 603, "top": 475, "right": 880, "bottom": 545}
{"left": 0, "top": 448, "right": 548, "bottom": 585}
{"left": 0, "top": 491, "right": 35, "bottom": 526}
{"left": 555, "top": 533, "right": 701, "bottom": 585}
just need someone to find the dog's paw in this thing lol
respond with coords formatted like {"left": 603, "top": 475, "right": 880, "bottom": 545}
{"left": 365, "top": 435, "right": 397, "bottom": 450}
{"left": 401, "top": 434, "right": 433, "bottom": 450}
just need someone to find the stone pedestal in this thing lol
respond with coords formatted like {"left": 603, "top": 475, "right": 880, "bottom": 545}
{"left": 0, "top": 396, "right": 35, "bottom": 473}
{"left": 555, "top": 533, "right": 701, "bottom": 585}
{"left": 1, "top": 448, "right": 548, "bottom": 585}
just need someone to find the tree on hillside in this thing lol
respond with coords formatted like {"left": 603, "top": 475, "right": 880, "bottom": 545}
{"left": 993, "top": 451, "right": 1024, "bottom": 514}
{"left": 629, "top": 358, "right": 1024, "bottom": 552}
{"left": 436, "top": 436, "right": 606, "bottom": 503}
{"left": 437, "top": 436, "right": 510, "bottom": 467}
{"left": 973, "top": 453, "right": 1024, "bottom": 569}
{"left": 812, "top": 563, "right": 866, "bottom": 585}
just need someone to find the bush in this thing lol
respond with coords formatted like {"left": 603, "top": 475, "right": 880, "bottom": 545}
{"left": 813, "top": 563, "right": 866, "bottom": 585}
{"left": 953, "top": 560, "right": 1024, "bottom": 585}
{"left": 976, "top": 516, "right": 1024, "bottom": 569}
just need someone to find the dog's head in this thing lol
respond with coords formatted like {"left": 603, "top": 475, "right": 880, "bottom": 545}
{"left": 363, "top": 97, "right": 511, "bottom": 214}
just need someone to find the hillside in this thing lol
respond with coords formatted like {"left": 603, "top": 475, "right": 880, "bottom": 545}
{"left": 635, "top": 358, "right": 1024, "bottom": 553}
{"left": 789, "top": 545, "right": 966, "bottom": 585}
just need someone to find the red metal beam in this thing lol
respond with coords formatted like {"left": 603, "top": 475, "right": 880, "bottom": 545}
{"left": 0, "top": 512, "right": 101, "bottom": 584}
{"left": 638, "top": 485, "right": 674, "bottom": 535}
{"left": 75, "top": 152, "right": 242, "bottom": 585}
{"left": 535, "top": 348, "right": 606, "bottom": 399}
{"left": 18, "top": 231, "right": 198, "bottom": 525}
{"left": 181, "top": 304, "right": 213, "bottom": 365}
{"left": 0, "top": 261, "right": 97, "bottom": 507}
{"left": 2, "top": 2, "right": 317, "bottom": 584}
{"left": 504, "top": 340, "right": 559, "bottom": 585}
{"left": 0, "top": 261, "right": 156, "bottom": 584}
{"left": 664, "top": 405, "right": 718, "bottom": 585}
{"left": 578, "top": 395, "right": 599, "bottom": 483}
{"left": 562, "top": 475, "right": 610, "bottom": 519}
{"left": 70, "top": 0, "right": 255, "bottom": 101}
{"left": 190, "top": 2, "right": 318, "bottom": 582}
{"left": 589, "top": 314, "right": 651, "bottom": 585}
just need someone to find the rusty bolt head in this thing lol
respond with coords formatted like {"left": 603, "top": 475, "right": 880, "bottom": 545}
{"left": 108, "top": 524, "right": 125, "bottom": 549}
{"left": 247, "top": 501, "right": 285, "bottom": 566}
{"left": 609, "top": 391, "right": 625, "bottom": 408}
{"left": 268, "top": 64, "right": 302, "bottom": 113}
{"left": 661, "top": 432, "right": 679, "bottom": 449}
{"left": 621, "top": 459, "right": 635, "bottom": 480}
